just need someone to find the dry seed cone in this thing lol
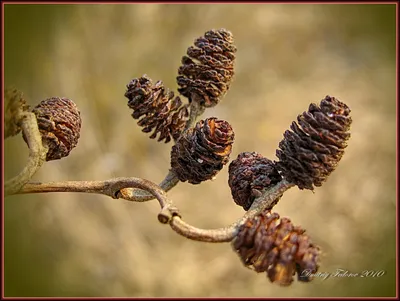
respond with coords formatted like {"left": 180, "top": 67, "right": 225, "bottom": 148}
{"left": 177, "top": 28, "right": 236, "bottom": 108}
{"left": 171, "top": 117, "right": 234, "bottom": 184}
{"left": 228, "top": 152, "right": 282, "bottom": 210}
{"left": 276, "top": 95, "right": 352, "bottom": 190}
{"left": 125, "top": 75, "right": 189, "bottom": 143}
{"left": 232, "top": 210, "right": 320, "bottom": 286}
{"left": 24, "top": 97, "right": 82, "bottom": 161}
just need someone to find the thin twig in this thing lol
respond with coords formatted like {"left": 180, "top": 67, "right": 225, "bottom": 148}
{"left": 185, "top": 93, "right": 206, "bottom": 131}
{"left": 243, "top": 179, "right": 295, "bottom": 222}
{"left": 16, "top": 176, "right": 180, "bottom": 224}
{"left": 167, "top": 179, "right": 294, "bottom": 242}
{"left": 118, "top": 171, "right": 179, "bottom": 202}
{"left": 12, "top": 175, "right": 293, "bottom": 243}
{"left": 17, "top": 172, "right": 179, "bottom": 203}
{"left": 17, "top": 176, "right": 178, "bottom": 222}
{"left": 4, "top": 111, "right": 48, "bottom": 196}
{"left": 169, "top": 217, "right": 236, "bottom": 242}
{"left": 17, "top": 177, "right": 171, "bottom": 206}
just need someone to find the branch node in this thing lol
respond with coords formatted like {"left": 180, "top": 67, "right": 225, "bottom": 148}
{"left": 158, "top": 204, "right": 181, "bottom": 224}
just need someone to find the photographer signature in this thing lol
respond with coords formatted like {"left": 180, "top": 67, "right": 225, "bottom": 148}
{"left": 301, "top": 268, "right": 386, "bottom": 281}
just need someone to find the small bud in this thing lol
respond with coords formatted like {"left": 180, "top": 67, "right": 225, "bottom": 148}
{"left": 228, "top": 152, "right": 282, "bottom": 211}
{"left": 232, "top": 210, "right": 320, "bottom": 286}
{"left": 177, "top": 28, "right": 237, "bottom": 108}
{"left": 276, "top": 95, "right": 352, "bottom": 190}
{"left": 125, "top": 75, "right": 189, "bottom": 143}
{"left": 24, "top": 97, "right": 82, "bottom": 161}
{"left": 170, "top": 117, "right": 234, "bottom": 184}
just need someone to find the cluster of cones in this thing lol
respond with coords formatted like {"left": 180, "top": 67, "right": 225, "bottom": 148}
{"left": 123, "top": 28, "right": 351, "bottom": 286}
{"left": 18, "top": 28, "right": 352, "bottom": 287}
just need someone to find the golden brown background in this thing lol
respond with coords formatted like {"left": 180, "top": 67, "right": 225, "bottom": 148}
{"left": 4, "top": 4, "right": 397, "bottom": 297}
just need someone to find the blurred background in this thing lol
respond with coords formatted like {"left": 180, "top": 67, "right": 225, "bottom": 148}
{"left": 3, "top": 4, "right": 396, "bottom": 297}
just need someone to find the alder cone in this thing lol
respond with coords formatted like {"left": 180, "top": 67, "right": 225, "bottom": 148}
{"left": 171, "top": 117, "right": 234, "bottom": 184}
{"left": 276, "top": 95, "right": 352, "bottom": 190}
{"left": 25, "top": 97, "right": 82, "bottom": 161}
{"left": 177, "top": 28, "right": 237, "bottom": 107}
{"left": 125, "top": 75, "right": 189, "bottom": 143}
{"left": 228, "top": 152, "right": 282, "bottom": 211}
{"left": 232, "top": 210, "right": 320, "bottom": 286}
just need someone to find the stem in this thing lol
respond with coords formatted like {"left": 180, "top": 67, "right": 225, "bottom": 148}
{"left": 166, "top": 179, "right": 294, "bottom": 243}
{"left": 240, "top": 179, "right": 294, "bottom": 224}
{"left": 13, "top": 177, "right": 293, "bottom": 243}
{"left": 118, "top": 171, "right": 179, "bottom": 202}
{"left": 17, "top": 177, "right": 172, "bottom": 209}
{"left": 20, "top": 180, "right": 113, "bottom": 195}
{"left": 17, "top": 173, "right": 179, "bottom": 203}
{"left": 4, "top": 112, "right": 48, "bottom": 196}
{"left": 17, "top": 176, "right": 177, "bottom": 220}
{"left": 185, "top": 93, "right": 206, "bottom": 131}
{"left": 170, "top": 217, "right": 237, "bottom": 242}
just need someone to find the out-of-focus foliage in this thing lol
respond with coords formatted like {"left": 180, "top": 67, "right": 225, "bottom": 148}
{"left": 4, "top": 4, "right": 396, "bottom": 297}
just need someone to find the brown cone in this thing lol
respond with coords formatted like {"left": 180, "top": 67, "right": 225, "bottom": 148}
{"left": 125, "top": 75, "right": 189, "bottom": 143}
{"left": 25, "top": 97, "right": 82, "bottom": 161}
{"left": 177, "top": 28, "right": 237, "bottom": 108}
{"left": 276, "top": 95, "right": 352, "bottom": 190}
{"left": 232, "top": 210, "right": 320, "bottom": 286}
{"left": 228, "top": 152, "right": 282, "bottom": 211}
{"left": 171, "top": 117, "right": 234, "bottom": 184}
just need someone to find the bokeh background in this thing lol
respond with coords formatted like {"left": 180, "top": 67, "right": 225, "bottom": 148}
{"left": 3, "top": 4, "right": 397, "bottom": 297}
